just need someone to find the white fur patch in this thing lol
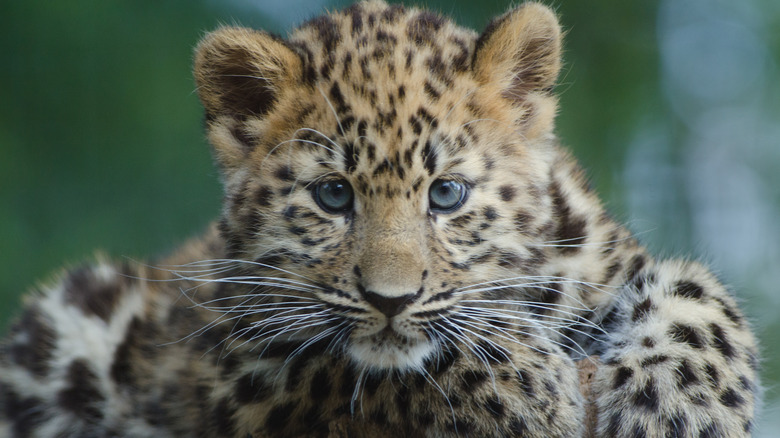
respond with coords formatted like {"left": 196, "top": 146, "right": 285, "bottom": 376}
{"left": 347, "top": 334, "right": 436, "bottom": 371}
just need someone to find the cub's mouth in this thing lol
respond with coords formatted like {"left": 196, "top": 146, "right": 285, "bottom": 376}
{"left": 346, "top": 325, "right": 437, "bottom": 371}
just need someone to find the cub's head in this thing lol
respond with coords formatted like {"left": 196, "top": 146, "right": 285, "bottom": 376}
{"left": 194, "top": 0, "right": 563, "bottom": 371}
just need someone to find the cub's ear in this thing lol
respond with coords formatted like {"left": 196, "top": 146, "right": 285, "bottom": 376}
{"left": 473, "top": 3, "right": 562, "bottom": 133}
{"left": 473, "top": 3, "right": 561, "bottom": 97}
{"left": 194, "top": 27, "right": 302, "bottom": 120}
{"left": 194, "top": 27, "right": 302, "bottom": 168}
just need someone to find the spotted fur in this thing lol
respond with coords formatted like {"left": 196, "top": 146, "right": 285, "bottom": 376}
{"left": 0, "top": 2, "right": 759, "bottom": 437}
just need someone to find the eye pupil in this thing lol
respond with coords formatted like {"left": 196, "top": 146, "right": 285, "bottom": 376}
{"left": 429, "top": 179, "right": 467, "bottom": 212}
{"left": 314, "top": 179, "right": 354, "bottom": 213}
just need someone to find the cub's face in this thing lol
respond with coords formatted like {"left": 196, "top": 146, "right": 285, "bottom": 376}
{"left": 194, "top": 1, "right": 563, "bottom": 371}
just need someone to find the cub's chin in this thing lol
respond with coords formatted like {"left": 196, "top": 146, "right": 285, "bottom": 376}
{"left": 347, "top": 331, "right": 437, "bottom": 372}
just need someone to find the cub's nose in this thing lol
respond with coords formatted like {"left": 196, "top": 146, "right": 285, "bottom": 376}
{"left": 360, "top": 288, "right": 418, "bottom": 318}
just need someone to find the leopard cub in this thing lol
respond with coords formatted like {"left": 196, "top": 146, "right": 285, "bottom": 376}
{"left": 0, "top": 1, "right": 759, "bottom": 437}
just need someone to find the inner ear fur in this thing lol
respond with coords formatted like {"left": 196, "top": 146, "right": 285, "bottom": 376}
{"left": 194, "top": 27, "right": 302, "bottom": 121}
{"left": 473, "top": 2, "right": 562, "bottom": 101}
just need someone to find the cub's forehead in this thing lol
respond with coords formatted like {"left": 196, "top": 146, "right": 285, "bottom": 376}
{"left": 288, "top": 1, "right": 477, "bottom": 73}
{"left": 196, "top": 1, "right": 562, "bottom": 177}
{"left": 280, "top": 2, "right": 486, "bottom": 163}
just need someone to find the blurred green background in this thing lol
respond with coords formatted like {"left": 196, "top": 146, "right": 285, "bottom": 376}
{"left": 1, "top": 0, "right": 778, "bottom": 433}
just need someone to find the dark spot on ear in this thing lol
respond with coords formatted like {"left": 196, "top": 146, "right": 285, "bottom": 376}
{"left": 220, "top": 71, "right": 277, "bottom": 118}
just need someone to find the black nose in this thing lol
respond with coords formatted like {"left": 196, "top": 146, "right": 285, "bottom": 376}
{"left": 360, "top": 289, "right": 417, "bottom": 318}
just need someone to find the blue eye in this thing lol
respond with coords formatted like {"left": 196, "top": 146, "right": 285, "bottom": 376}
{"left": 314, "top": 179, "right": 353, "bottom": 214}
{"left": 429, "top": 179, "right": 468, "bottom": 212}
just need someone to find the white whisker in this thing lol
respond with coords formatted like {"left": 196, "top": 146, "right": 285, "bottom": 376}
{"left": 317, "top": 85, "right": 347, "bottom": 138}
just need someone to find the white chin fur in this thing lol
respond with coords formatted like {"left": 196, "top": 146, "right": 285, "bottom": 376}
{"left": 347, "top": 337, "right": 436, "bottom": 371}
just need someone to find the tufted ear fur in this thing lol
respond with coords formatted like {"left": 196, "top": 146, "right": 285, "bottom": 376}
{"left": 194, "top": 27, "right": 302, "bottom": 120}
{"left": 473, "top": 3, "right": 562, "bottom": 135}
{"left": 194, "top": 27, "right": 303, "bottom": 169}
